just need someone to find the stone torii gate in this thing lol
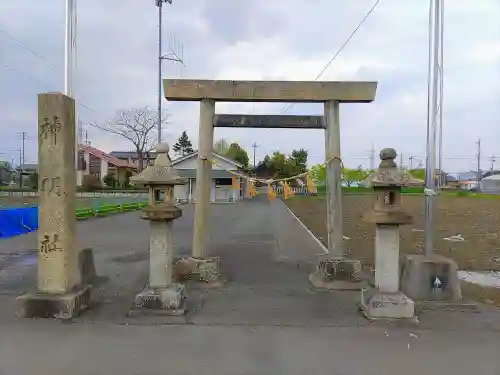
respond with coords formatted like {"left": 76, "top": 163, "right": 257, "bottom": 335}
{"left": 164, "top": 79, "right": 378, "bottom": 288}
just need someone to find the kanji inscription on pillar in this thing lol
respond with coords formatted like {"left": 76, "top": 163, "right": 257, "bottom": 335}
{"left": 39, "top": 116, "right": 62, "bottom": 145}
{"left": 37, "top": 93, "right": 79, "bottom": 294}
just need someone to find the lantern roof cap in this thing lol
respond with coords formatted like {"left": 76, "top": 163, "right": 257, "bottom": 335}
{"left": 363, "top": 148, "right": 424, "bottom": 187}
{"left": 130, "top": 142, "right": 187, "bottom": 186}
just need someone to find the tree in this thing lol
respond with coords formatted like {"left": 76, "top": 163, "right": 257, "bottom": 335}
{"left": 290, "top": 149, "right": 308, "bottom": 173}
{"left": 262, "top": 149, "right": 309, "bottom": 178}
{"left": 409, "top": 168, "right": 426, "bottom": 181}
{"left": 409, "top": 168, "right": 444, "bottom": 185}
{"left": 225, "top": 142, "right": 250, "bottom": 168}
{"left": 173, "top": 131, "right": 194, "bottom": 157}
{"left": 214, "top": 137, "right": 230, "bottom": 154}
{"left": 124, "top": 170, "right": 133, "bottom": 188}
{"left": 265, "top": 151, "right": 286, "bottom": 177}
{"left": 28, "top": 172, "right": 38, "bottom": 190}
{"left": 90, "top": 106, "right": 167, "bottom": 172}
{"left": 0, "top": 161, "right": 13, "bottom": 186}
{"left": 342, "top": 166, "right": 371, "bottom": 187}
{"left": 309, "top": 164, "right": 326, "bottom": 186}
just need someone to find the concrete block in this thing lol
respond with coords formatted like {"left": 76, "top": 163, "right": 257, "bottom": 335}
{"left": 17, "top": 284, "right": 92, "bottom": 320}
{"left": 133, "top": 283, "right": 186, "bottom": 315}
{"left": 309, "top": 257, "right": 365, "bottom": 290}
{"left": 400, "top": 254, "right": 462, "bottom": 302}
{"left": 359, "top": 288, "right": 414, "bottom": 319}
{"left": 78, "top": 248, "right": 109, "bottom": 287}
{"left": 173, "top": 257, "right": 221, "bottom": 283}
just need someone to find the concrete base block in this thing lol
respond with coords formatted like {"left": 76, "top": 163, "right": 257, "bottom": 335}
{"left": 400, "top": 254, "right": 462, "bottom": 302}
{"left": 359, "top": 288, "right": 414, "bottom": 319}
{"left": 173, "top": 257, "right": 221, "bottom": 284}
{"left": 78, "top": 247, "right": 108, "bottom": 287}
{"left": 133, "top": 283, "right": 186, "bottom": 315}
{"left": 309, "top": 257, "right": 365, "bottom": 290}
{"left": 17, "top": 284, "right": 92, "bottom": 319}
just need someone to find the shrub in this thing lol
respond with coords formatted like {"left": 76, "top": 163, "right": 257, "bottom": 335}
{"left": 103, "top": 173, "right": 117, "bottom": 188}
{"left": 81, "top": 175, "right": 102, "bottom": 192}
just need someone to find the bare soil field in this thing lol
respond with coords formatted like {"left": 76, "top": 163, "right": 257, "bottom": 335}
{"left": 286, "top": 194, "right": 500, "bottom": 306}
{"left": 286, "top": 194, "right": 500, "bottom": 271}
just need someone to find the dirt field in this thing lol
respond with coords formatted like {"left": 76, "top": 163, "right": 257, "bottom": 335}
{"left": 285, "top": 194, "right": 500, "bottom": 272}
{"left": 286, "top": 194, "right": 500, "bottom": 306}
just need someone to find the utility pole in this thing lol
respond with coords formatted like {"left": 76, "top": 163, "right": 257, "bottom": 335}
{"left": 423, "top": 0, "right": 443, "bottom": 257}
{"left": 252, "top": 142, "right": 259, "bottom": 167}
{"left": 399, "top": 153, "right": 403, "bottom": 169}
{"left": 64, "top": 0, "right": 79, "bottom": 180}
{"left": 489, "top": 156, "right": 496, "bottom": 173}
{"left": 18, "top": 132, "right": 27, "bottom": 189}
{"left": 369, "top": 143, "right": 375, "bottom": 171}
{"left": 17, "top": 148, "right": 22, "bottom": 188}
{"left": 155, "top": 0, "right": 184, "bottom": 143}
{"left": 408, "top": 156, "right": 414, "bottom": 171}
{"left": 476, "top": 138, "right": 481, "bottom": 187}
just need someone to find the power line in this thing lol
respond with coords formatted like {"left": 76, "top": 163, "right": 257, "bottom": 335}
{"left": 0, "top": 28, "right": 61, "bottom": 70}
{"left": 0, "top": 26, "right": 107, "bottom": 96}
{"left": 1, "top": 62, "right": 110, "bottom": 140}
{"left": 281, "top": 0, "right": 382, "bottom": 115}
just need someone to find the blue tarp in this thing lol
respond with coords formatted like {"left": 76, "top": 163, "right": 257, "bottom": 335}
{"left": 0, "top": 206, "right": 38, "bottom": 238}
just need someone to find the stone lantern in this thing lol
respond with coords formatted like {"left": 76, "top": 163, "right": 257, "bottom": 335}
{"left": 130, "top": 142, "right": 188, "bottom": 314}
{"left": 360, "top": 148, "right": 423, "bottom": 319}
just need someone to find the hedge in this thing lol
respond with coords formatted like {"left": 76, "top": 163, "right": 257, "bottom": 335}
{"left": 75, "top": 201, "right": 147, "bottom": 220}
{"left": 0, "top": 187, "right": 148, "bottom": 193}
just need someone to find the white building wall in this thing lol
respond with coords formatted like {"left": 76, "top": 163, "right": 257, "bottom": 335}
{"left": 480, "top": 177, "right": 500, "bottom": 193}
{"left": 174, "top": 184, "right": 189, "bottom": 202}
{"left": 100, "top": 159, "right": 109, "bottom": 182}
{"left": 173, "top": 178, "right": 243, "bottom": 203}
{"left": 77, "top": 151, "right": 91, "bottom": 186}
{"left": 174, "top": 155, "right": 237, "bottom": 171}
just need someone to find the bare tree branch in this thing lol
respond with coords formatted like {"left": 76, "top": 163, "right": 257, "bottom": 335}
{"left": 88, "top": 106, "right": 169, "bottom": 171}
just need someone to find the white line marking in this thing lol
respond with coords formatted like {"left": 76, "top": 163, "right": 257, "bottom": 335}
{"left": 278, "top": 199, "right": 329, "bottom": 254}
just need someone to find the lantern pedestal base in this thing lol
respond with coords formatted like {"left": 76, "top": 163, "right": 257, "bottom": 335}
{"left": 400, "top": 254, "right": 462, "bottom": 303}
{"left": 309, "top": 257, "right": 365, "bottom": 290}
{"left": 133, "top": 283, "right": 187, "bottom": 315}
{"left": 359, "top": 288, "right": 414, "bottom": 320}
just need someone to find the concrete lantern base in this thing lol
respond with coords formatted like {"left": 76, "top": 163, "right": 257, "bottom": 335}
{"left": 359, "top": 287, "right": 414, "bottom": 320}
{"left": 309, "top": 257, "right": 365, "bottom": 290}
{"left": 133, "top": 283, "right": 187, "bottom": 316}
{"left": 400, "top": 254, "right": 463, "bottom": 303}
{"left": 173, "top": 257, "right": 222, "bottom": 285}
{"left": 17, "top": 284, "right": 92, "bottom": 320}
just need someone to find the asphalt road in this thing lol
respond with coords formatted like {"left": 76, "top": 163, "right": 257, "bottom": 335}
{"left": 1, "top": 197, "right": 500, "bottom": 374}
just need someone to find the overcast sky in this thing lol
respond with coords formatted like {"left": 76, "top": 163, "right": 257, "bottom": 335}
{"left": 1, "top": 0, "right": 499, "bottom": 172}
